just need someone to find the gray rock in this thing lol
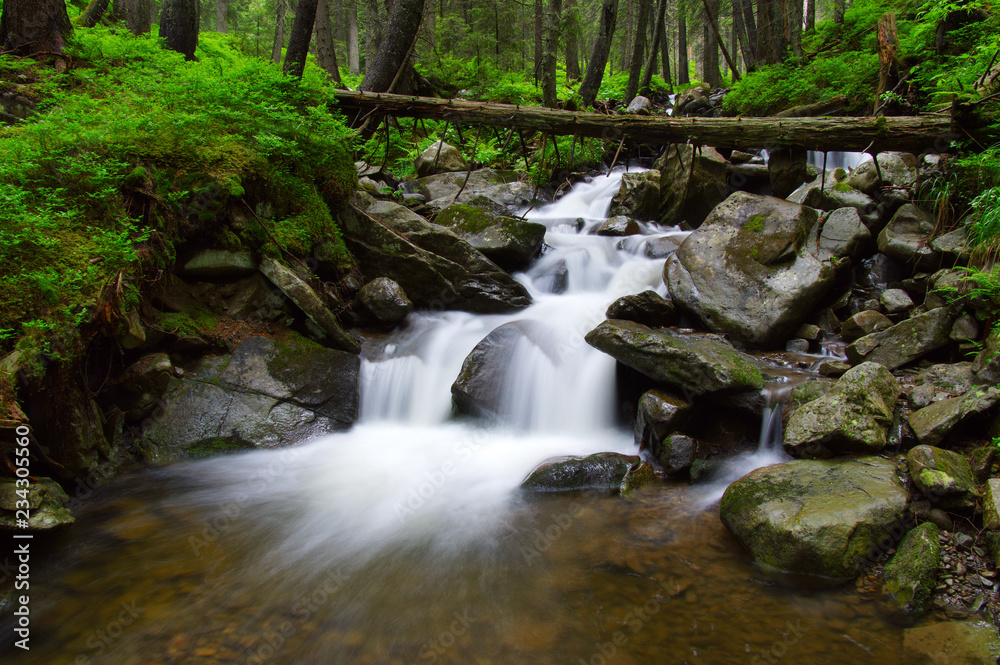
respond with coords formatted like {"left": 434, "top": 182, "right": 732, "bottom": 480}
{"left": 907, "top": 362, "right": 976, "bottom": 409}
{"left": 521, "top": 452, "right": 657, "bottom": 496}
{"left": 643, "top": 236, "right": 680, "bottom": 259}
{"left": 924, "top": 268, "right": 968, "bottom": 310}
{"left": 357, "top": 277, "right": 413, "bottom": 325}
{"left": 585, "top": 320, "right": 763, "bottom": 396}
{"left": 609, "top": 170, "right": 661, "bottom": 219}
{"left": 950, "top": 313, "right": 979, "bottom": 342}
{"left": 793, "top": 179, "right": 880, "bottom": 229}
{"left": 767, "top": 148, "right": 809, "bottom": 199}
{"left": 882, "top": 522, "right": 940, "bottom": 617}
{"left": 634, "top": 389, "right": 691, "bottom": 451}
{"left": 973, "top": 326, "right": 1000, "bottom": 384}
{"left": 719, "top": 456, "right": 910, "bottom": 581}
{"left": 880, "top": 288, "right": 915, "bottom": 316}
{"left": 178, "top": 249, "right": 258, "bottom": 278}
{"left": 931, "top": 225, "right": 972, "bottom": 264}
{"left": 784, "top": 361, "right": 899, "bottom": 458}
{"left": 625, "top": 95, "right": 652, "bottom": 113}
{"left": 654, "top": 144, "right": 728, "bottom": 227}
{"left": 0, "top": 478, "right": 74, "bottom": 531}
{"left": 907, "top": 386, "right": 1000, "bottom": 447}
{"left": 907, "top": 444, "right": 979, "bottom": 509}
{"left": 877, "top": 204, "right": 940, "bottom": 271}
{"left": 903, "top": 621, "right": 1000, "bottom": 665}
{"left": 664, "top": 192, "right": 837, "bottom": 348}
{"left": 605, "top": 290, "right": 679, "bottom": 328}
{"left": 818, "top": 208, "right": 873, "bottom": 260}
{"left": 225, "top": 273, "right": 290, "bottom": 323}
{"left": 657, "top": 434, "right": 698, "bottom": 476}
{"left": 846, "top": 307, "right": 954, "bottom": 370}
{"left": 596, "top": 215, "right": 641, "bottom": 236}
{"left": 841, "top": 310, "right": 894, "bottom": 341}
{"left": 985, "top": 479, "right": 1000, "bottom": 530}
{"left": 433, "top": 204, "right": 546, "bottom": 270}
{"left": 114, "top": 353, "right": 175, "bottom": 422}
{"left": 414, "top": 168, "right": 540, "bottom": 210}
{"left": 414, "top": 140, "right": 467, "bottom": 177}
{"left": 844, "top": 152, "right": 917, "bottom": 195}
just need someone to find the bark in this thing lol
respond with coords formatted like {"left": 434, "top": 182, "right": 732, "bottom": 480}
{"left": 565, "top": 0, "right": 581, "bottom": 80}
{"left": 623, "top": 0, "right": 650, "bottom": 103}
{"left": 271, "top": 0, "right": 287, "bottom": 64}
{"left": 79, "top": 0, "right": 110, "bottom": 27}
{"left": 788, "top": 0, "right": 803, "bottom": 58}
{"left": 215, "top": 0, "right": 227, "bottom": 32}
{"left": 331, "top": 89, "right": 956, "bottom": 152}
{"left": 127, "top": 0, "right": 152, "bottom": 34}
{"left": 534, "top": 0, "right": 543, "bottom": 83}
{"left": 620, "top": 0, "right": 633, "bottom": 71}
{"left": 805, "top": 0, "right": 815, "bottom": 32}
{"left": 874, "top": 11, "right": 899, "bottom": 116}
{"left": 159, "top": 0, "right": 199, "bottom": 61}
{"left": 740, "top": 0, "right": 757, "bottom": 62}
{"left": 284, "top": 0, "right": 320, "bottom": 78}
{"left": 701, "top": 0, "right": 720, "bottom": 87}
{"left": 659, "top": 2, "right": 671, "bottom": 90}
{"left": 578, "top": 0, "right": 619, "bottom": 107}
{"left": 360, "top": 0, "right": 425, "bottom": 92}
{"left": 315, "top": 0, "right": 344, "bottom": 85}
{"left": 348, "top": 4, "right": 360, "bottom": 74}
{"left": 541, "top": 0, "right": 561, "bottom": 108}
{"left": 755, "top": 0, "right": 783, "bottom": 65}
{"left": 699, "top": 0, "right": 738, "bottom": 83}
{"left": 1, "top": 0, "right": 73, "bottom": 55}
{"left": 677, "top": 13, "right": 689, "bottom": 84}
{"left": 733, "top": 0, "right": 754, "bottom": 72}
{"left": 365, "top": 0, "right": 385, "bottom": 75}
{"left": 639, "top": 0, "right": 667, "bottom": 94}
{"left": 834, "top": 0, "right": 845, "bottom": 25}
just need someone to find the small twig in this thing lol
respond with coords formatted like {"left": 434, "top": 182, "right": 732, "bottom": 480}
{"left": 607, "top": 137, "right": 626, "bottom": 176}
{"left": 452, "top": 125, "right": 482, "bottom": 205}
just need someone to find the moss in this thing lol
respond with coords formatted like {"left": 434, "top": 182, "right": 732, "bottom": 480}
{"left": 833, "top": 181, "right": 855, "bottom": 193}
{"left": 882, "top": 522, "right": 941, "bottom": 616}
{"left": 160, "top": 306, "right": 220, "bottom": 339}
{"left": 742, "top": 214, "right": 766, "bottom": 233}
{"left": 186, "top": 437, "right": 252, "bottom": 459}
{"left": 435, "top": 204, "right": 500, "bottom": 234}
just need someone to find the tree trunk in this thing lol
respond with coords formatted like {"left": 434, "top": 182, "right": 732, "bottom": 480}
{"left": 874, "top": 11, "right": 899, "bottom": 115}
{"left": 639, "top": 0, "right": 666, "bottom": 94}
{"left": 127, "top": 0, "right": 152, "bottom": 34}
{"left": 541, "top": 0, "right": 561, "bottom": 107}
{"left": 578, "top": 0, "right": 619, "bottom": 107}
{"left": 701, "top": 0, "right": 720, "bottom": 87}
{"left": 834, "top": 0, "right": 845, "bottom": 24}
{"left": 365, "top": 0, "right": 385, "bottom": 75}
{"left": 315, "top": 0, "right": 344, "bottom": 85}
{"left": 79, "top": 0, "right": 110, "bottom": 27}
{"left": 215, "top": 0, "right": 227, "bottom": 32}
{"left": 659, "top": 2, "right": 671, "bottom": 90}
{"left": 271, "top": 0, "right": 287, "bottom": 64}
{"left": 565, "top": 0, "right": 581, "bottom": 80}
{"left": 677, "top": 13, "right": 689, "bottom": 84}
{"left": 788, "top": 0, "right": 803, "bottom": 58}
{"left": 348, "top": 4, "right": 360, "bottom": 74}
{"left": 733, "top": 0, "right": 754, "bottom": 72}
{"left": 755, "top": 0, "right": 783, "bottom": 65}
{"left": 740, "top": 0, "right": 757, "bottom": 62}
{"left": 700, "top": 0, "right": 738, "bottom": 83}
{"left": 360, "top": 0, "right": 425, "bottom": 92}
{"left": 623, "top": 0, "right": 650, "bottom": 103}
{"left": 283, "top": 0, "right": 320, "bottom": 78}
{"left": 805, "top": 0, "right": 815, "bottom": 32}
{"left": 534, "top": 0, "right": 543, "bottom": 84}
{"left": 620, "top": 0, "right": 633, "bottom": 71}
{"left": 159, "top": 0, "right": 199, "bottom": 61}
{"left": 0, "top": 0, "right": 73, "bottom": 55}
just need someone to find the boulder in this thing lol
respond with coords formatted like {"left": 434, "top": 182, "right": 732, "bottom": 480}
{"left": 903, "top": 621, "right": 1000, "bottom": 665}
{"left": 906, "top": 444, "right": 979, "bottom": 509}
{"left": 634, "top": 389, "right": 691, "bottom": 451}
{"left": 625, "top": 95, "right": 652, "bottom": 114}
{"left": 224, "top": 273, "right": 291, "bottom": 323}
{"left": 178, "top": 249, "right": 258, "bottom": 278}
{"left": 845, "top": 152, "right": 918, "bottom": 195}
{"left": 950, "top": 313, "right": 979, "bottom": 342}
{"left": 878, "top": 204, "right": 940, "bottom": 271}
{"left": 719, "top": 456, "right": 910, "bottom": 581}
{"left": 931, "top": 225, "right": 972, "bottom": 264}
{"left": 846, "top": 307, "right": 955, "bottom": 370}
{"left": 907, "top": 362, "right": 976, "bottom": 409}
{"left": 882, "top": 522, "right": 941, "bottom": 617}
{"left": 664, "top": 192, "right": 838, "bottom": 348}
{"left": 605, "top": 290, "right": 679, "bottom": 328}
{"left": 841, "top": 310, "right": 894, "bottom": 341}
{"left": 791, "top": 179, "right": 880, "bottom": 229}
{"left": 880, "top": 288, "right": 915, "bottom": 316}
{"left": 767, "top": 148, "right": 809, "bottom": 199}
{"left": 656, "top": 434, "right": 698, "bottom": 476}
{"left": 520, "top": 452, "right": 657, "bottom": 496}
{"left": 783, "top": 362, "right": 899, "bottom": 458}
{"left": 113, "top": 353, "right": 175, "bottom": 422}
{"left": 817, "top": 208, "right": 873, "bottom": 260}
{"left": 924, "top": 268, "right": 968, "bottom": 310}
{"left": 985, "top": 479, "right": 1000, "bottom": 530}
{"left": 414, "top": 140, "right": 468, "bottom": 177}
{"left": 908, "top": 386, "right": 1000, "bottom": 447}
{"left": 654, "top": 144, "right": 728, "bottom": 227}
{"left": 433, "top": 204, "right": 547, "bottom": 270}
{"left": 337, "top": 204, "right": 532, "bottom": 314}
{"left": 357, "top": 277, "right": 413, "bottom": 326}
{"left": 0, "top": 478, "right": 74, "bottom": 530}
{"left": 973, "top": 326, "right": 1000, "bottom": 384}
{"left": 609, "top": 170, "right": 661, "bottom": 220}
{"left": 259, "top": 257, "right": 360, "bottom": 353}
{"left": 585, "top": 320, "right": 763, "bottom": 395}
{"left": 595, "top": 215, "right": 641, "bottom": 236}
{"left": 413, "top": 168, "right": 539, "bottom": 210}
{"left": 643, "top": 236, "right": 680, "bottom": 259}
{"left": 136, "top": 334, "right": 360, "bottom": 462}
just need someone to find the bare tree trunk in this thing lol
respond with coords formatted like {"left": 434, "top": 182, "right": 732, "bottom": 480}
{"left": 283, "top": 0, "right": 320, "bottom": 78}
{"left": 579, "top": 0, "right": 619, "bottom": 106}
{"left": 347, "top": 3, "right": 360, "bottom": 75}
{"left": 534, "top": 0, "right": 543, "bottom": 84}
{"left": 365, "top": 0, "right": 385, "bottom": 75}
{"left": 0, "top": 0, "right": 73, "bottom": 55}
{"left": 565, "top": 0, "right": 581, "bottom": 80}
{"left": 756, "top": 0, "right": 783, "bottom": 65}
{"left": 79, "top": 0, "right": 110, "bottom": 27}
{"left": 271, "top": 0, "right": 287, "bottom": 64}
{"left": 541, "top": 0, "right": 561, "bottom": 107}
{"left": 677, "top": 12, "right": 689, "bottom": 84}
{"left": 701, "top": 0, "right": 720, "bottom": 87}
{"left": 620, "top": 0, "right": 633, "bottom": 71}
{"left": 315, "top": 0, "right": 344, "bottom": 85}
{"left": 805, "top": 0, "right": 815, "bottom": 31}
{"left": 733, "top": 0, "right": 754, "bottom": 72}
{"left": 660, "top": 0, "right": 672, "bottom": 90}
{"left": 623, "top": 0, "right": 650, "bottom": 103}
{"left": 639, "top": 0, "right": 666, "bottom": 94}
{"left": 360, "top": 0, "right": 426, "bottom": 92}
{"left": 215, "top": 0, "right": 227, "bottom": 32}
{"left": 834, "top": 0, "right": 845, "bottom": 24}
{"left": 788, "top": 0, "right": 803, "bottom": 57}
{"left": 700, "top": 0, "right": 738, "bottom": 82}
{"left": 874, "top": 11, "right": 899, "bottom": 115}
{"left": 160, "top": 0, "right": 199, "bottom": 61}
{"left": 128, "top": 0, "right": 152, "bottom": 34}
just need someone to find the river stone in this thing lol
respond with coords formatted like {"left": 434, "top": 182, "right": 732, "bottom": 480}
{"left": 609, "top": 170, "right": 661, "bottom": 220}
{"left": 654, "top": 144, "right": 728, "bottom": 227}
{"left": 521, "top": 452, "right": 656, "bottom": 497}
{"left": 818, "top": 207, "right": 872, "bottom": 260}
{"left": 656, "top": 434, "right": 698, "bottom": 476}
{"left": 719, "top": 456, "right": 910, "bottom": 581}
{"left": 596, "top": 215, "right": 641, "bottom": 236}
{"left": 625, "top": 95, "right": 651, "bottom": 113}
{"left": 634, "top": 389, "right": 691, "bottom": 451}
{"left": 114, "top": 353, "right": 175, "bottom": 422}
{"left": 985, "top": 479, "right": 1000, "bottom": 530}
{"left": 413, "top": 168, "right": 535, "bottom": 210}
{"left": 605, "top": 290, "right": 679, "bottom": 328}
{"left": 585, "top": 320, "right": 763, "bottom": 395}
{"left": 415, "top": 140, "right": 467, "bottom": 177}
{"left": 643, "top": 236, "right": 680, "bottom": 258}
{"left": 906, "top": 444, "right": 979, "bottom": 509}
{"left": 259, "top": 257, "right": 359, "bottom": 353}
{"left": 878, "top": 204, "right": 940, "bottom": 271}
{"left": 0, "top": 478, "right": 74, "bottom": 531}
{"left": 178, "top": 249, "right": 258, "bottom": 278}
{"left": 357, "top": 277, "right": 413, "bottom": 325}
{"left": 784, "top": 362, "right": 899, "bottom": 458}
{"left": 908, "top": 362, "right": 976, "bottom": 409}
{"left": 768, "top": 148, "right": 809, "bottom": 199}
{"left": 845, "top": 152, "right": 918, "bottom": 195}
{"left": 973, "top": 326, "right": 1000, "bottom": 384}
{"left": 841, "top": 310, "right": 893, "bottom": 341}
{"left": 846, "top": 307, "right": 954, "bottom": 370}
{"left": 136, "top": 334, "right": 360, "bottom": 462}
{"left": 796, "top": 181, "right": 880, "bottom": 229}
{"left": 337, "top": 204, "right": 532, "bottom": 314}
{"left": 931, "top": 225, "right": 972, "bottom": 264}
{"left": 880, "top": 288, "right": 915, "bottom": 316}
{"left": 664, "top": 192, "right": 837, "bottom": 348}
{"left": 433, "top": 204, "right": 546, "bottom": 270}
{"left": 882, "top": 522, "right": 941, "bottom": 617}
{"left": 902, "top": 621, "right": 1000, "bottom": 665}
{"left": 908, "top": 386, "right": 1000, "bottom": 447}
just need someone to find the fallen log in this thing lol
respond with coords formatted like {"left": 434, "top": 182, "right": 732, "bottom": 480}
{"left": 332, "top": 90, "right": 955, "bottom": 153}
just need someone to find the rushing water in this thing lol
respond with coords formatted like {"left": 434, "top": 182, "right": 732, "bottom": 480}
{"left": 4, "top": 169, "right": 909, "bottom": 665}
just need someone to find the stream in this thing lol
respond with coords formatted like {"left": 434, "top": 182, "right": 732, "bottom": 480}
{"left": 6, "top": 169, "right": 908, "bottom": 665}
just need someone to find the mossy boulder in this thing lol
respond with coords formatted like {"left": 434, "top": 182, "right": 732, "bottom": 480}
{"left": 664, "top": 192, "right": 838, "bottom": 348}
{"left": 608, "top": 169, "right": 662, "bottom": 220}
{"left": 719, "top": 456, "right": 910, "bottom": 582}
{"left": 846, "top": 308, "right": 955, "bottom": 370}
{"left": 356, "top": 277, "right": 413, "bottom": 326}
{"left": 817, "top": 207, "right": 873, "bottom": 261}
{"left": 783, "top": 362, "right": 899, "bottom": 458}
{"left": 983, "top": 479, "right": 1000, "bottom": 530}
{"left": 0, "top": 478, "right": 74, "bottom": 531}
{"left": 878, "top": 204, "right": 940, "bottom": 271}
{"left": 584, "top": 319, "right": 763, "bottom": 396}
{"left": 521, "top": 452, "right": 657, "bottom": 497}
{"left": 634, "top": 389, "right": 691, "bottom": 451}
{"left": 907, "top": 386, "right": 1000, "bottom": 447}
{"left": 882, "top": 522, "right": 941, "bottom": 617}
{"left": 906, "top": 445, "right": 978, "bottom": 509}
{"left": 654, "top": 144, "right": 728, "bottom": 227}
{"left": 434, "top": 204, "right": 546, "bottom": 270}
{"left": 605, "top": 290, "right": 679, "bottom": 328}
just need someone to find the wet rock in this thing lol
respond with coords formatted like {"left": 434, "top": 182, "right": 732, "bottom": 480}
{"left": 786, "top": 338, "right": 810, "bottom": 353}
{"left": 656, "top": 434, "right": 698, "bottom": 476}
{"left": 846, "top": 307, "right": 954, "bottom": 370}
{"left": 0, "top": 478, "right": 74, "bottom": 530}
{"left": 784, "top": 362, "right": 899, "bottom": 458}
{"left": 664, "top": 192, "right": 837, "bottom": 348}
{"left": 643, "top": 236, "right": 680, "bottom": 259}
{"left": 634, "top": 389, "right": 691, "bottom": 451}
{"left": 654, "top": 144, "right": 728, "bottom": 227}
{"left": 845, "top": 152, "right": 917, "bottom": 195}
{"left": 907, "top": 445, "right": 979, "bottom": 509}
{"left": 585, "top": 320, "right": 763, "bottom": 396}
{"left": 605, "top": 290, "right": 679, "bottom": 328}
{"left": 984, "top": 479, "right": 1000, "bottom": 530}
{"left": 931, "top": 225, "right": 972, "bottom": 264}
{"left": 882, "top": 522, "right": 941, "bottom": 617}
{"left": 357, "top": 278, "right": 413, "bottom": 326}
{"left": 840, "top": 309, "right": 892, "bottom": 341}
{"left": 818, "top": 208, "right": 873, "bottom": 260}
{"left": 878, "top": 204, "right": 940, "bottom": 271}
{"left": 792, "top": 179, "right": 880, "bottom": 229}
{"left": 908, "top": 362, "right": 976, "bottom": 409}
{"left": 224, "top": 273, "right": 290, "bottom": 323}
{"left": 973, "top": 327, "right": 1000, "bottom": 384}
{"left": 414, "top": 140, "right": 467, "bottom": 177}
{"left": 414, "top": 168, "right": 540, "bottom": 210}
{"left": 625, "top": 95, "right": 652, "bottom": 114}
{"left": 178, "top": 249, "right": 258, "bottom": 278}
{"left": 767, "top": 148, "right": 810, "bottom": 199}
{"left": 260, "top": 257, "right": 359, "bottom": 353}
{"left": 114, "top": 353, "right": 175, "bottom": 422}
{"left": 521, "top": 452, "right": 656, "bottom": 496}
{"left": 609, "top": 170, "right": 661, "bottom": 220}
{"left": 950, "top": 313, "right": 979, "bottom": 343}
{"left": 719, "top": 456, "right": 910, "bottom": 581}
{"left": 595, "top": 215, "right": 641, "bottom": 236}
{"left": 880, "top": 288, "right": 914, "bottom": 316}
{"left": 907, "top": 386, "right": 1000, "bottom": 447}
{"left": 433, "top": 204, "right": 546, "bottom": 270}
{"left": 902, "top": 621, "right": 1000, "bottom": 665}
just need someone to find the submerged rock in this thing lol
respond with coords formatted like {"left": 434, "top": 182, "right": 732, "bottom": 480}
{"left": 520, "top": 452, "right": 656, "bottom": 496}
{"left": 882, "top": 522, "right": 941, "bottom": 617}
{"left": 719, "top": 456, "right": 910, "bottom": 581}
{"left": 903, "top": 621, "right": 1000, "bottom": 665}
